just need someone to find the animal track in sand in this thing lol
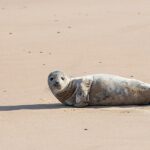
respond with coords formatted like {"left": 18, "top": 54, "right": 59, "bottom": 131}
{"left": 54, "top": 19, "right": 59, "bottom": 22}
{"left": 57, "top": 31, "right": 61, "bottom": 34}
{"left": 67, "top": 26, "right": 72, "bottom": 29}
{"left": 40, "top": 51, "right": 52, "bottom": 55}
{"left": 84, "top": 128, "right": 88, "bottom": 131}
{"left": 3, "top": 90, "right": 7, "bottom": 93}
{"left": 137, "top": 12, "right": 141, "bottom": 15}
{"left": 23, "top": 6, "right": 27, "bottom": 9}
{"left": 130, "top": 75, "right": 134, "bottom": 78}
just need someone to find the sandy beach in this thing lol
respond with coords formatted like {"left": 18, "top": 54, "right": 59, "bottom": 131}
{"left": 0, "top": 0, "right": 150, "bottom": 149}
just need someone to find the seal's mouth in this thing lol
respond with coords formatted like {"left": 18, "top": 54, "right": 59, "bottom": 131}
{"left": 54, "top": 83, "right": 61, "bottom": 90}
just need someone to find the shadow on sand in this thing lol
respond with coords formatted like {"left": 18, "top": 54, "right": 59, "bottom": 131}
{"left": 0, "top": 103, "right": 68, "bottom": 111}
{"left": 0, "top": 103, "right": 149, "bottom": 111}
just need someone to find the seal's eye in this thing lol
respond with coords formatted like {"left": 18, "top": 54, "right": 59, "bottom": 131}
{"left": 50, "top": 77, "right": 54, "bottom": 81}
{"left": 61, "top": 77, "right": 65, "bottom": 80}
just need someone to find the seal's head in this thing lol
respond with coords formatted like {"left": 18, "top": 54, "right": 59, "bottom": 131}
{"left": 48, "top": 71, "right": 70, "bottom": 94}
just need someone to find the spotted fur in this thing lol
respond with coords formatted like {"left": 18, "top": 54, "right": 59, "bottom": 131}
{"left": 48, "top": 71, "right": 150, "bottom": 107}
{"left": 55, "top": 80, "right": 76, "bottom": 103}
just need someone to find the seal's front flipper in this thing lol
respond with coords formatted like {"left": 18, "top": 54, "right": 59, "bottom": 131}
{"left": 74, "top": 78, "right": 93, "bottom": 107}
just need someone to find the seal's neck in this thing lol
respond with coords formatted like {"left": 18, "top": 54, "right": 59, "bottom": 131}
{"left": 55, "top": 80, "right": 76, "bottom": 103}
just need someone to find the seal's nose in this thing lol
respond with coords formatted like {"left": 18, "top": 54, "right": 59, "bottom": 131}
{"left": 55, "top": 81, "right": 59, "bottom": 85}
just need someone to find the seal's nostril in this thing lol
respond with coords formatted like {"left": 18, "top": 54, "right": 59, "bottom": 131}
{"left": 55, "top": 81, "right": 59, "bottom": 85}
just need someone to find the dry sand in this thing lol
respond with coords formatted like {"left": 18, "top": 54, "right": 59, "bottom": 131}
{"left": 0, "top": 0, "right": 150, "bottom": 149}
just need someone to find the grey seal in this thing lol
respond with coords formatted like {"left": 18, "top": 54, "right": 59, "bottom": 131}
{"left": 48, "top": 71, "right": 150, "bottom": 107}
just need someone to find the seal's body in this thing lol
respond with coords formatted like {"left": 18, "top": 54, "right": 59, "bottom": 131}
{"left": 48, "top": 71, "right": 150, "bottom": 107}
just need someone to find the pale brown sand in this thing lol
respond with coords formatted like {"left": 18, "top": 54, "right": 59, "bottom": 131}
{"left": 0, "top": 0, "right": 150, "bottom": 149}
